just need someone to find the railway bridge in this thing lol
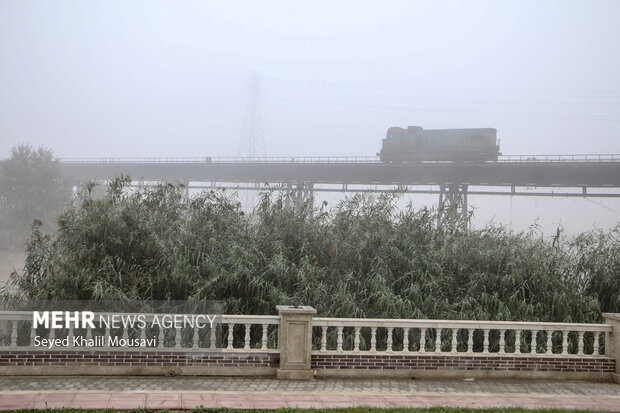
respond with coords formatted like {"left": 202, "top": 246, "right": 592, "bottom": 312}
{"left": 59, "top": 154, "right": 620, "bottom": 230}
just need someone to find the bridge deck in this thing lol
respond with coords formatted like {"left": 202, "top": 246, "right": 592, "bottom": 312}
{"left": 59, "top": 157, "right": 620, "bottom": 188}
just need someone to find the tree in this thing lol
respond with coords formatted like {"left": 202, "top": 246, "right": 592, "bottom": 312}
{"left": 0, "top": 145, "right": 71, "bottom": 249}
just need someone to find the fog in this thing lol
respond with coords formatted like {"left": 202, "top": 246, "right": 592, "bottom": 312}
{"left": 1, "top": 0, "right": 620, "bottom": 235}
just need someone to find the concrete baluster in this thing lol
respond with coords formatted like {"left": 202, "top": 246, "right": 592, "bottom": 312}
{"left": 370, "top": 327, "right": 377, "bottom": 352}
{"left": 354, "top": 327, "right": 360, "bottom": 352}
{"left": 419, "top": 328, "right": 426, "bottom": 353}
{"left": 451, "top": 328, "right": 458, "bottom": 353}
{"left": 483, "top": 329, "right": 490, "bottom": 354}
{"left": 499, "top": 329, "right": 506, "bottom": 354}
{"left": 561, "top": 331, "right": 568, "bottom": 355}
{"left": 515, "top": 330, "right": 521, "bottom": 354}
{"left": 261, "top": 324, "right": 268, "bottom": 351}
{"left": 227, "top": 323, "right": 235, "bottom": 350}
{"left": 244, "top": 324, "right": 251, "bottom": 350}
{"left": 467, "top": 328, "right": 474, "bottom": 353}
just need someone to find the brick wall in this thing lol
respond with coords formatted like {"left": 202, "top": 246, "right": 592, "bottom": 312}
{"left": 311, "top": 354, "right": 615, "bottom": 374}
{"left": 0, "top": 350, "right": 277, "bottom": 369}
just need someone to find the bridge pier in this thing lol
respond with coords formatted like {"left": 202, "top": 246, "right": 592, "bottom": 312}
{"left": 437, "top": 183, "right": 469, "bottom": 232}
{"left": 285, "top": 181, "right": 314, "bottom": 210}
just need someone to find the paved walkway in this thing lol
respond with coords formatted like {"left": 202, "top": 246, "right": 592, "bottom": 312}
{"left": 0, "top": 376, "right": 618, "bottom": 410}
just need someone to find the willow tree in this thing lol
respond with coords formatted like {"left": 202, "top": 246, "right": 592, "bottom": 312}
{"left": 0, "top": 145, "right": 71, "bottom": 249}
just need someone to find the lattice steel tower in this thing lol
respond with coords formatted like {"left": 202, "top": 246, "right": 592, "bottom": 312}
{"left": 237, "top": 72, "right": 266, "bottom": 158}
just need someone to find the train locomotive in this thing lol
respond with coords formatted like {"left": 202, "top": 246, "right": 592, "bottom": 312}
{"left": 378, "top": 126, "right": 500, "bottom": 163}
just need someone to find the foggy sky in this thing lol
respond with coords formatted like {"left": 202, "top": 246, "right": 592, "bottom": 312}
{"left": 1, "top": 0, "right": 619, "bottom": 234}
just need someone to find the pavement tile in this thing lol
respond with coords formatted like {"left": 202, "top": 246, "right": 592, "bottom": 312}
{"left": 250, "top": 394, "right": 287, "bottom": 401}
{"left": 111, "top": 393, "right": 147, "bottom": 401}
{"left": 73, "top": 392, "right": 112, "bottom": 401}
{"left": 181, "top": 393, "right": 218, "bottom": 401}
{"left": 69, "top": 400, "right": 110, "bottom": 409}
{"left": 0, "top": 376, "right": 619, "bottom": 411}
{"left": 351, "top": 395, "right": 385, "bottom": 402}
{"left": 216, "top": 393, "right": 251, "bottom": 401}
{"left": 284, "top": 394, "right": 318, "bottom": 401}
{"left": 316, "top": 394, "right": 352, "bottom": 402}
{"left": 321, "top": 401, "right": 362, "bottom": 408}
{"left": 250, "top": 400, "right": 290, "bottom": 409}
{"left": 106, "top": 400, "right": 147, "bottom": 409}
{"left": 0, "top": 394, "right": 37, "bottom": 411}
{"left": 147, "top": 393, "right": 182, "bottom": 401}
{"left": 30, "top": 400, "right": 74, "bottom": 409}
{"left": 0, "top": 394, "right": 36, "bottom": 403}
{"left": 411, "top": 395, "right": 455, "bottom": 407}
{"left": 217, "top": 399, "right": 254, "bottom": 408}
{"left": 183, "top": 401, "right": 220, "bottom": 409}
{"left": 182, "top": 396, "right": 219, "bottom": 409}
{"left": 145, "top": 399, "right": 183, "bottom": 409}
{"left": 33, "top": 393, "right": 75, "bottom": 401}
{"left": 286, "top": 401, "right": 325, "bottom": 408}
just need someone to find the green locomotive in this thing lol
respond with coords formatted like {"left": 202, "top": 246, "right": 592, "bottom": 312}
{"left": 378, "top": 126, "right": 500, "bottom": 163}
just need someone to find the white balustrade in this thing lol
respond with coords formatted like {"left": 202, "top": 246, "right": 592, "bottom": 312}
{"left": 0, "top": 312, "right": 279, "bottom": 353}
{"left": 0, "top": 311, "right": 612, "bottom": 358}
{"left": 311, "top": 317, "right": 612, "bottom": 358}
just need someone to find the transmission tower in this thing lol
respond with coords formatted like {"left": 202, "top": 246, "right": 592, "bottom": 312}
{"left": 237, "top": 72, "right": 266, "bottom": 158}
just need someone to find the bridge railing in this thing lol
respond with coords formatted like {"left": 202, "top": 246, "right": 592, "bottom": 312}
{"left": 54, "top": 154, "right": 620, "bottom": 164}
{"left": 498, "top": 154, "right": 619, "bottom": 163}
{"left": 57, "top": 156, "right": 382, "bottom": 164}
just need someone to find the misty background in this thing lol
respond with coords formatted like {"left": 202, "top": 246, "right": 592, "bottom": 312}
{"left": 1, "top": 0, "right": 619, "bottom": 252}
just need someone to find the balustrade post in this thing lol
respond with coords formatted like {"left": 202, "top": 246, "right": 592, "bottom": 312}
{"left": 261, "top": 324, "right": 269, "bottom": 351}
{"left": 337, "top": 327, "right": 343, "bottom": 352}
{"left": 450, "top": 328, "right": 458, "bottom": 354}
{"left": 577, "top": 331, "right": 584, "bottom": 356}
{"left": 545, "top": 330, "right": 553, "bottom": 355}
{"left": 192, "top": 327, "right": 199, "bottom": 349}
{"left": 226, "top": 324, "right": 234, "bottom": 350}
{"left": 602, "top": 313, "right": 620, "bottom": 376}
{"left": 467, "top": 328, "right": 474, "bottom": 353}
{"left": 370, "top": 327, "right": 377, "bottom": 352}
{"left": 499, "top": 329, "right": 506, "bottom": 354}
{"left": 175, "top": 327, "right": 182, "bottom": 349}
{"left": 354, "top": 327, "right": 360, "bottom": 352}
{"left": 276, "top": 305, "right": 316, "bottom": 380}
{"left": 30, "top": 323, "right": 36, "bottom": 347}
{"left": 482, "top": 329, "right": 490, "bottom": 354}
{"left": 10, "top": 321, "right": 18, "bottom": 348}
{"left": 561, "top": 331, "right": 568, "bottom": 355}
{"left": 209, "top": 325, "right": 217, "bottom": 350}
{"left": 244, "top": 324, "right": 251, "bottom": 351}
{"left": 68, "top": 327, "right": 74, "bottom": 348}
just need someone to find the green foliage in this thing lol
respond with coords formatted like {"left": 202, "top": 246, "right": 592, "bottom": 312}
{"left": 0, "top": 144, "right": 71, "bottom": 249}
{"left": 3, "top": 178, "right": 619, "bottom": 323}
